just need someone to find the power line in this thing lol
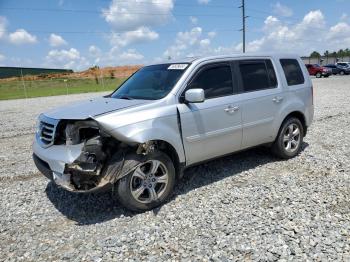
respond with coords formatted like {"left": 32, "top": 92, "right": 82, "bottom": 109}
{"left": 98, "top": 0, "right": 235, "bottom": 8}
{"left": 0, "top": 28, "right": 241, "bottom": 35}
{"left": 1, "top": 7, "right": 240, "bottom": 17}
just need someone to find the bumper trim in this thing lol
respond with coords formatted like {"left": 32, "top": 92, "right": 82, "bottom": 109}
{"left": 33, "top": 153, "right": 53, "bottom": 180}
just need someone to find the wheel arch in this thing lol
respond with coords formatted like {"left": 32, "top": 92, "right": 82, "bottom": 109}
{"left": 152, "top": 140, "right": 183, "bottom": 179}
{"left": 280, "top": 111, "right": 307, "bottom": 137}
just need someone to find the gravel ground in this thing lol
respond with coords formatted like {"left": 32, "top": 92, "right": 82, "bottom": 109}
{"left": 0, "top": 77, "right": 349, "bottom": 261}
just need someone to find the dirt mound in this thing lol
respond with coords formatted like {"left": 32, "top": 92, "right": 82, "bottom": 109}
{"left": 0, "top": 65, "right": 142, "bottom": 82}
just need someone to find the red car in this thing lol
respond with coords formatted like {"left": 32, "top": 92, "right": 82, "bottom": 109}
{"left": 305, "top": 64, "right": 331, "bottom": 78}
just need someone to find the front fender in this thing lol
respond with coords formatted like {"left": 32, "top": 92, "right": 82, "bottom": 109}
{"left": 98, "top": 115, "right": 186, "bottom": 163}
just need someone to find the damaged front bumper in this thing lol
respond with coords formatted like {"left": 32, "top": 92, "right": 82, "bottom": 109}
{"left": 32, "top": 132, "right": 114, "bottom": 193}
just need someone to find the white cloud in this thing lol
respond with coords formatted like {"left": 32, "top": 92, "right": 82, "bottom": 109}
{"left": 302, "top": 10, "right": 325, "bottom": 25}
{"left": 234, "top": 10, "right": 350, "bottom": 55}
{"left": 0, "top": 16, "right": 8, "bottom": 39}
{"left": 89, "top": 45, "right": 101, "bottom": 56}
{"left": 8, "top": 29, "right": 37, "bottom": 45}
{"left": 49, "top": 33, "right": 67, "bottom": 47}
{"left": 109, "top": 26, "right": 158, "bottom": 47}
{"left": 0, "top": 16, "right": 38, "bottom": 46}
{"left": 199, "top": 38, "right": 210, "bottom": 48}
{"left": 86, "top": 45, "right": 145, "bottom": 66}
{"left": 264, "top": 16, "right": 279, "bottom": 27}
{"left": 102, "top": 0, "right": 174, "bottom": 31}
{"left": 327, "top": 22, "right": 350, "bottom": 46}
{"left": 118, "top": 49, "right": 144, "bottom": 62}
{"left": 0, "top": 53, "right": 5, "bottom": 64}
{"left": 190, "top": 16, "right": 198, "bottom": 25}
{"left": 340, "top": 13, "right": 348, "bottom": 21}
{"left": 207, "top": 31, "right": 216, "bottom": 38}
{"left": 162, "top": 10, "right": 350, "bottom": 59}
{"left": 272, "top": 2, "right": 293, "bottom": 17}
{"left": 198, "top": 0, "right": 210, "bottom": 4}
{"left": 47, "top": 48, "right": 80, "bottom": 61}
{"left": 163, "top": 27, "right": 216, "bottom": 59}
{"left": 45, "top": 48, "right": 89, "bottom": 70}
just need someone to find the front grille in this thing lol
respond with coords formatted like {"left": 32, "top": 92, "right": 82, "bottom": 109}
{"left": 37, "top": 115, "right": 59, "bottom": 148}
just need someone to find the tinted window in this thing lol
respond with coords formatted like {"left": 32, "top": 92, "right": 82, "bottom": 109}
{"left": 188, "top": 65, "right": 233, "bottom": 99}
{"left": 266, "top": 60, "right": 277, "bottom": 87}
{"left": 111, "top": 64, "right": 188, "bottom": 100}
{"left": 239, "top": 60, "right": 277, "bottom": 92}
{"left": 280, "top": 59, "right": 305, "bottom": 86}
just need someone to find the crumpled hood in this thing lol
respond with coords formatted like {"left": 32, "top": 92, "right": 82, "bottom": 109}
{"left": 44, "top": 97, "right": 150, "bottom": 120}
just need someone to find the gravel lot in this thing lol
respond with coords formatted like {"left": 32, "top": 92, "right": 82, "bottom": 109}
{"left": 0, "top": 77, "right": 349, "bottom": 261}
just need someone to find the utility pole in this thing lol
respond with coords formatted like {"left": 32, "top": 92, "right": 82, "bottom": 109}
{"left": 239, "top": 0, "right": 248, "bottom": 53}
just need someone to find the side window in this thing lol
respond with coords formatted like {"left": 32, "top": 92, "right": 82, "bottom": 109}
{"left": 238, "top": 60, "right": 277, "bottom": 92}
{"left": 266, "top": 60, "right": 277, "bottom": 87}
{"left": 188, "top": 64, "right": 233, "bottom": 99}
{"left": 280, "top": 59, "right": 305, "bottom": 86}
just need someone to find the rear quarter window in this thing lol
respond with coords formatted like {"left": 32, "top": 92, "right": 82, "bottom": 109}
{"left": 280, "top": 59, "right": 305, "bottom": 86}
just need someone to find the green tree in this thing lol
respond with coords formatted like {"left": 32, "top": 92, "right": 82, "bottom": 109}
{"left": 345, "top": 48, "right": 350, "bottom": 56}
{"left": 310, "top": 51, "right": 321, "bottom": 58}
{"left": 337, "top": 49, "right": 345, "bottom": 58}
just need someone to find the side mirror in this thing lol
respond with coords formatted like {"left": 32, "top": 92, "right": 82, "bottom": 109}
{"left": 184, "top": 89, "right": 205, "bottom": 103}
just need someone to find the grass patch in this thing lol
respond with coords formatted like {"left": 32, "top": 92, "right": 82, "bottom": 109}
{"left": 0, "top": 78, "right": 126, "bottom": 100}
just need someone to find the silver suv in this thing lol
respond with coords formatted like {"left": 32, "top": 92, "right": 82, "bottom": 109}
{"left": 33, "top": 54, "right": 314, "bottom": 211}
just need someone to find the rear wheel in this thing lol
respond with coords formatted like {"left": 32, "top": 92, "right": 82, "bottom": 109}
{"left": 340, "top": 70, "right": 345, "bottom": 75}
{"left": 272, "top": 117, "right": 304, "bottom": 159}
{"left": 116, "top": 151, "right": 175, "bottom": 212}
{"left": 315, "top": 72, "right": 322, "bottom": 78}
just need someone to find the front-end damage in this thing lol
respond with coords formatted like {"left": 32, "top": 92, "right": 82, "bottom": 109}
{"left": 34, "top": 118, "right": 147, "bottom": 193}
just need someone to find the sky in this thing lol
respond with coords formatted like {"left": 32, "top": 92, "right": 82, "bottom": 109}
{"left": 0, "top": 0, "right": 349, "bottom": 71}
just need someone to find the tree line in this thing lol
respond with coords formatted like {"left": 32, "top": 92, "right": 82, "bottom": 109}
{"left": 310, "top": 49, "right": 350, "bottom": 58}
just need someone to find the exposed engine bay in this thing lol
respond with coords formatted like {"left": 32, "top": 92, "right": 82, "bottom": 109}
{"left": 51, "top": 119, "right": 140, "bottom": 192}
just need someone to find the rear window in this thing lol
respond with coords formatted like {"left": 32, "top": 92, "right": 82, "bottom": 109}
{"left": 238, "top": 59, "right": 277, "bottom": 92}
{"left": 280, "top": 59, "right": 305, "bottom": 86}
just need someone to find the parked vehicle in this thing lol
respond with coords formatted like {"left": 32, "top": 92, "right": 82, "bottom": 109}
{"left": 33, "top": 54, "right": 314, "bottom": 211}
{"left": 325, "top": 64, "right": 350, "bottom": 75}
{"left": 305, "top": 64, "right": 332, "bottom": 78}
{"left": 336, "top": 62, "right": 350, "bottom": 68}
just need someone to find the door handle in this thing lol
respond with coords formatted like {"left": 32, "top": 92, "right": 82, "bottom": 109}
{"left": 272, "top": 96, "right": 283, "bottom": 103}
{"left": 224, "top": 105, "right": 240, "bottom": 113}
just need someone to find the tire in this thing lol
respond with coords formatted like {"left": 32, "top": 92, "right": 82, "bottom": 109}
{"left": 340, "top": 71, "right": 345, "bottom": 75}
{"left": 272, "top": 117, "right": 304, "bottom": 159}
{"left": 115, "top": 150, "right": 176, "bottom": 212}
{"left": 315, "top": 72, "right": 321, "bottom": 78}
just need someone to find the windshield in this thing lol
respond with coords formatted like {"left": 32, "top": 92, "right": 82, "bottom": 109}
{"left": 111, "top": 63, "right": 189, "bottom": 100}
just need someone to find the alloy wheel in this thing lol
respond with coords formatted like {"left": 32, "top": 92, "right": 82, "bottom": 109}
{"left": 283, "top": 123, "right": 301, "bottom": 153}
{"left": 130, "top": 160, "right": 169, "bottom": 204}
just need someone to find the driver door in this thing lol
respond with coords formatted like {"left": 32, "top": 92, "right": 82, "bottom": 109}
{"left": 177, "top": 62, "right": 243, "bottom": 165}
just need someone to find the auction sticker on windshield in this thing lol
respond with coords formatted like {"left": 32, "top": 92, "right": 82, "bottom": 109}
{"left": 168, "top": 64, "right": 188, "bottom": 70}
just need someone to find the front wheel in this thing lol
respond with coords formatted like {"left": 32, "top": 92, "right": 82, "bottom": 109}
{"left": 116, "top": 151, "right": 175, "bottom": 212}
{"left": 272, "top": 117, "right": 304, "bottom": 159}
{"left": 315, "top": 72, "right": 322, "bottom": 78}
{"left": 340, "top": 71, "right": 345, "bottom": 75}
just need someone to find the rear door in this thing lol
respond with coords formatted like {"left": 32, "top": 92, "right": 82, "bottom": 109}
{"left": 235, "top": 59, "right": 283, "bottom": 149}
{"left": 177, "top": 62, "right": 243, "bottom": 165}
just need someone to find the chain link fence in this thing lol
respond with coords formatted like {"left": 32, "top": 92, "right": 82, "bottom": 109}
{"left": 0, "top": 67, "right": 138, "bottom": 100}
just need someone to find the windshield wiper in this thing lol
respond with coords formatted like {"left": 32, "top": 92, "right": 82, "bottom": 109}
{"left": 118, "top": 95, "right": 133, "bottom": 100}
